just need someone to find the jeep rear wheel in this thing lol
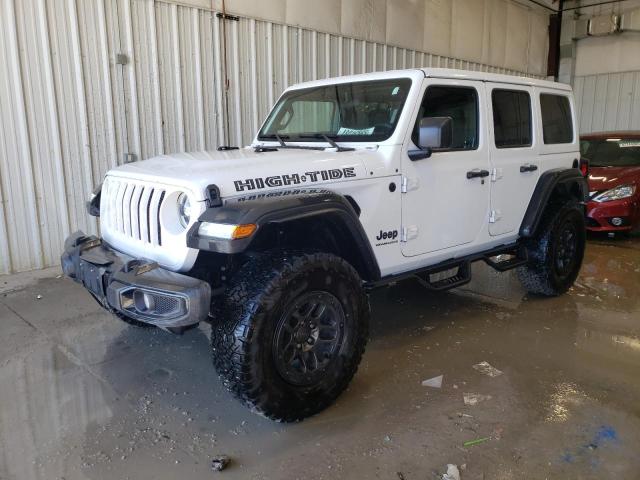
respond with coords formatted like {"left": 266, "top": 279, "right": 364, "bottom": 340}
{"left": 517, "top": 201, "right": 586, "bottom": 296}
{"left": 211, "top": 251, "right": 369, "bottom": 422}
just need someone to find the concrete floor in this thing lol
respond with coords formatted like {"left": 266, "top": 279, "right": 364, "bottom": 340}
{"left": 1, "top": 235, "right": 639, "bottom": 480}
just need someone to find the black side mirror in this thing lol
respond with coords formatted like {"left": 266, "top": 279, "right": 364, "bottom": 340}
{"left": 418, "top": 116, "right": 453, "bottom": 150}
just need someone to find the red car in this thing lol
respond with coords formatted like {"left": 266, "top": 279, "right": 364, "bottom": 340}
{"left": 581, "top": 132, "right": 640, "bottom": 233}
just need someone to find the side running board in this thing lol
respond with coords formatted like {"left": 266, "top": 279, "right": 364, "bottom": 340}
{"left": 414, "top": 261, "right": 472, "bottom": 291}
{"left": 482, "top": 247, "right": 528, "bottom": 272}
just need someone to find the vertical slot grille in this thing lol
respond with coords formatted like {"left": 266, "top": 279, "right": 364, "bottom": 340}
{"left": 102, "top": 178, "right": 166, "bottom": 246}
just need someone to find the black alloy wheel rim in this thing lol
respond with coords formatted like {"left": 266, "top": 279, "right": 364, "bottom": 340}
{"left": 555, "top": 221, "right": 578, "bottom": 277}
{"left": 273, "top": 291, "right": 346, "bottom": 386}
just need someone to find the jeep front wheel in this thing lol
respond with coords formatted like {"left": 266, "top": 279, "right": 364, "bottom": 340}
{"left": 211, "top": 251, "right": 369, "bottom": 422}
{"left": 517, "top": 201, "right": 586, "bottom": 296}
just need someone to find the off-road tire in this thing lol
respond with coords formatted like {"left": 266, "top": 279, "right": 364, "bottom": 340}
{"left": 211, "top": 251, "right": 370, "bottom": 422}
{"left": 517, "top": 201, "right": 586, "bottom": 296}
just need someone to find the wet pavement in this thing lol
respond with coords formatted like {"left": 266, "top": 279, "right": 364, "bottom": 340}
{"left": 1, "top": 235, "right": 639, "bottom": 480}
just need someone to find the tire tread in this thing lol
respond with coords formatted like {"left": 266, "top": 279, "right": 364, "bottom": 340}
{"left": 211, "top": 251, "right": 369, "bottom": 422}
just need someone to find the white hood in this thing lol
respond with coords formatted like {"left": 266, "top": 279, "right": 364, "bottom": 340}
{"left": 107, "top": 146, "right": 380, "bottom": 201}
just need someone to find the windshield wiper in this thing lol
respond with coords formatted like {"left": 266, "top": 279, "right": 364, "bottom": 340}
{"left": 260, "top": 133, "right": 288, "bottom": 146}
{"left": 297, "top": 134, "right": 355, "bottom": 152}
{"left": 258, "top": 133, "right": 325, "bottom": 151}
{"left": 275, "top": 133, "right": 286, "bottom": 147}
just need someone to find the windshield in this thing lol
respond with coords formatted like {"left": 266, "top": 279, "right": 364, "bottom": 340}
{"left": 258, "top": 78, "right": 412, "bottom": 143}
{"left": 581, "top": 138, "right": 640, "bottom": 167}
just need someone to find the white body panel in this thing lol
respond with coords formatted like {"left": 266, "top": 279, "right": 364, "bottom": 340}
{"left": 98, "top": 68, "right": 579, "bottom": 277}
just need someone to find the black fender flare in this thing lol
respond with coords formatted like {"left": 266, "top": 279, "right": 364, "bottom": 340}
{"left": 519, "top": 168, "right": 589, "bottom": 238}
{"left": 187, "top": 188, "right": 381, "bottom": 281}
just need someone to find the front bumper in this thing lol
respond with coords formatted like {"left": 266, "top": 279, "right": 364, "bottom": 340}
{"left": 586, "top": 198, "right": 640, "bottom": 232}
{"left": 61, "top": 232, "right": 211, "bottom": 331}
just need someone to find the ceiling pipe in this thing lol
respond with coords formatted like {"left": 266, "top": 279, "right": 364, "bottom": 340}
{"left": 547, "top": 0, "right": 566, "bottom": 79}
{"left": 524, "top": 0, "right": 560, "bottom": 12}
{"left": 564, "top": 0, "right": 635, "bottom": 11}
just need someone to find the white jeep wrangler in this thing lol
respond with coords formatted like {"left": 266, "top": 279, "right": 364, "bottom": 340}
{"left": 62, "top": 68, "right": 588, "bottom": 421}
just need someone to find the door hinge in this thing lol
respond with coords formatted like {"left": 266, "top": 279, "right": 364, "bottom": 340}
{"left": 401, "top": 176, "right": 419, "bottom": 193}
{"left": 401, "top": 225, "right": 419, "bottom": 242}
{"left": 115, "top": 53, "right": 129, "bottom": 65}
{"left": 491, "top": 168, "right": 503, "bottom": 182}
{"left": 489, "top": 210, "right": 502, "bottom": 223}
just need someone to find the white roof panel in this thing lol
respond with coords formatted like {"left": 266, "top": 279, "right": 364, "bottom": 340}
{"left": 286, "top": 68, "right": 572, "bottom": 92}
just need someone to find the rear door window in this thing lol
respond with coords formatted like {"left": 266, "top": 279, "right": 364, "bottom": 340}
{"left": 540, "top": 94, "right": 573, "bottom": 144}
{"left": 492, "top": 89, "right": 532, "bottom": 148}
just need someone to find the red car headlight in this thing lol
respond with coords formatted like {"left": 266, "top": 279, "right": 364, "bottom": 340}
{"left": 592, "top": 184, "right": 636, "bottom": 203}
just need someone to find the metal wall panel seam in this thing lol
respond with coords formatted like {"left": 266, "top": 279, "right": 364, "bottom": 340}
{"left": 36, "top": 0, "right": 71, "bottom": 249}
{"left": 297, "top": 27, "right": 303, "bottom": 81}
{"left": 249, "top": 18, "right": 258, "bottom": 134}
{"left": 231, "top": 19, "right": 242, "bottom": 146}
{"left": 121, "top": 0, "right": 143, "bottom": 160}
{"left": 67, "top": 0, "right": 98, "bottom": 235}
{"left": 212, "top": 13, "right": 225, "bottom": 144}
{"left": 109, "top": 0, "right": 129, "bottom": 171}
{"left": 349, "top": 37, "right": 355, "bottom": 74}
{"left": 604, "top": 73, "right": 617, "bottom": 131}
{"left": 96, "top": 0, "right": 119, "bottom": 172}
{"left": 267, "top": 22, "right": 275, "bottom": 104}
{"left": 0, "top": 179, "right": 10, "bottom": 274}
{"left": 633, "top": 74, "right": 640, "bottom": 129}
{"left": 573, "top": 76, "right": 583, "bottom": 127}
{"left": 170, "top": 3, "right": 185, "bottom": 151}
{"left": 311, "top": 30, "right": 317, "bottom": 79}
{"left": 3, "top": 0, "right": 43, "bottom": 271}
{"left": 161, "top": 3, "right": 177, "bottom": 150}
{"left": 337, "top": 36, "right": 343, "bottom": 76}
{"left": 148, "top": 0, "right": 165, "bottom": 155}
{"left": 595, "top": 75, "right": 608, "bottom": 132}
{"left": 324, "top": 33, "right": 330, "bottom": 78}
{"left": 282, "top": 24, "right": 289, "bottom": 87}
{"left": 618, "top": 73, "right": 632, "bottom": 131}
{"left": 192, "top": 8, "right": 205, "bottom": 150}
{"left": 372, "top": 42, "right": 377, "bottom": 71}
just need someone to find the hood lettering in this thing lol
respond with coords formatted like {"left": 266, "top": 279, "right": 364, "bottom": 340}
{"left": 234, "top": 167, "right": 356, "bottom": 192}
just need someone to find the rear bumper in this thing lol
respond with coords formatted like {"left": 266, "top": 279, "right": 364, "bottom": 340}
{"left": 586, "top": 198, "right": 640, "bottom": 232}
{"left": 61, "top": 231, "right": 211, "bottom": 331}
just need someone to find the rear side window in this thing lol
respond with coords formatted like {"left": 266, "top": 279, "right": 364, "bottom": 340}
{"left": 413, "top": 86, "right": 479, "bottom": 150}
{"left": 540, "top": 94, "right": 573, "bottom": 144}
{"left": 492, "top": 89, "right": 532, "bottom": 148}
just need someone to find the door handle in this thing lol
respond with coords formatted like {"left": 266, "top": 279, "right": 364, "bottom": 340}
{"left": 520, "top": 164, "right": 538, "bottom": 173}
{"left": 466, "top": 169, "right": 490, "bottom": 179}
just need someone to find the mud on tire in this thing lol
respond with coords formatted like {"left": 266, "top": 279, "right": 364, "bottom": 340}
{"left": 211, "top": 251, "right": 370, "bottom": 422}
{"left": 517, "top": 201, "right": 586, "bottom": 296}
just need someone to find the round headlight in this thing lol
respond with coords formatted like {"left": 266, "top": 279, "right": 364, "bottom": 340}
{"left": 177, "top": 193, "right": 192, "bottom": 228}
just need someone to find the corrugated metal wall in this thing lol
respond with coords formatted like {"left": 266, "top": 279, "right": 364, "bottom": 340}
{"left": 573, "top": 71, "right": 640, "bottom": 134}
{"left": 0, "top": 0, "right": 543, "bottom": 275}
